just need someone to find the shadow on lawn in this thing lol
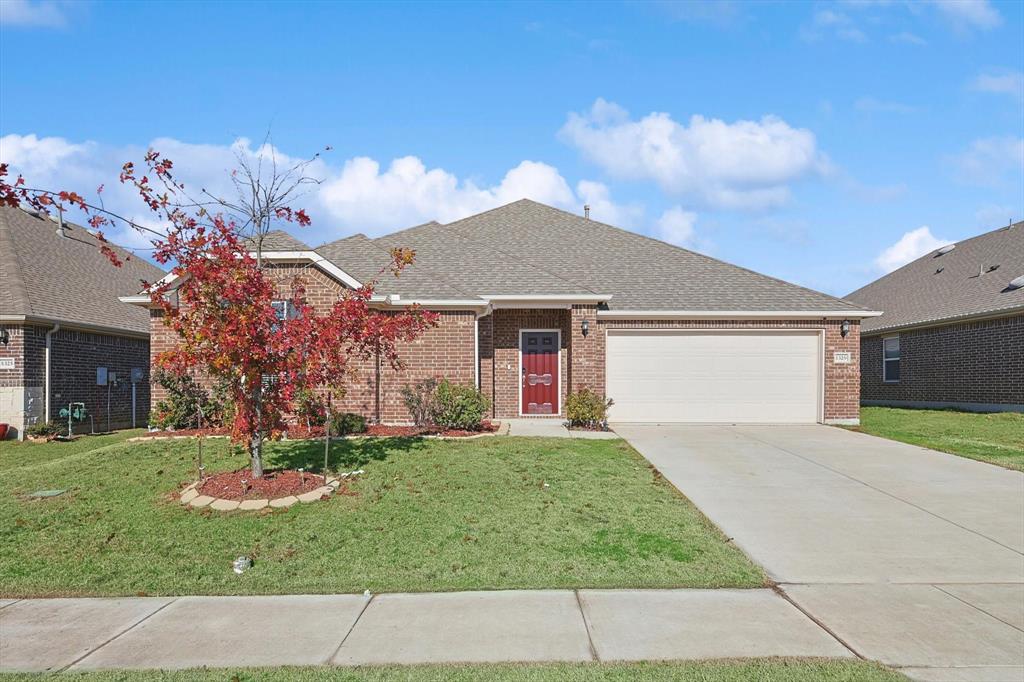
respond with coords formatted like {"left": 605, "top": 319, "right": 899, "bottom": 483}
{"left": 267, "top": 436, "right": 427, "bottom": 473}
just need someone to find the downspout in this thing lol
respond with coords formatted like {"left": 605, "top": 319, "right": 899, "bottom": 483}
{"left": 474, "top": 315, "right": 480, "bottom": 390}
{"left": 44, "top": 323, "right": 61, "bottom": 425}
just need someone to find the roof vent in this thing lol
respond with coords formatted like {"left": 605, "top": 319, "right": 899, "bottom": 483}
{"left": 934, "top": 244, "right": 955, "bottom": 256}
{"left": 988, "top": 264, "right": 1000, "bottom": 272}
{"left": 1007, "top": 275, "right": 1024, "bottom": 291}
{"left": 935, "top": 267, "right": 944, "bottom": 274}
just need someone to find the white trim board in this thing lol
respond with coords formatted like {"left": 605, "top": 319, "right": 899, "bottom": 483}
{"left": 597, "top": 310, "right": 882, "bottom": 320}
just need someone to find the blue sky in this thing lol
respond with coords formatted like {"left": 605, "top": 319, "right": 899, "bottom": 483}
{"left": 1, "top": 0, "right": 1022, "bottom": 296}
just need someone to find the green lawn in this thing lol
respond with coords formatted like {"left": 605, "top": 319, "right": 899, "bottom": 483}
{"left": 0, "top": 432, "right": 763, "bottom": 597}
{"left": 0, "top": 660, "right": 909, "bottom": 681}
{"left": 851, "top": 407, "right": 1024, "bottom": 471}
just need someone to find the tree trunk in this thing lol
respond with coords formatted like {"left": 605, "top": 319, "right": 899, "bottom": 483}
{"left": 249, "top": 381, "right": 264, "bottom": 478}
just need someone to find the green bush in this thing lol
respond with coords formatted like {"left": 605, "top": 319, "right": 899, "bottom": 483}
{"left": 432, "top": 379, "right": 490, "bottom": 431}
{"left": 294, "top": 388, "right": 327, "bottom": 429}
{"left": 565, "top": 388, "right": 613, "bottom": 429}
{"left": 329, "top": 411, "right": 367, "bottom": 436}
{"left": 400, "top": 377, "right": 439, "bottom": 427}
{"left": 25, "top": 421, "right": 63, "bottom": 439}
{"left": 150, "top": 370, "right": 230, "bottom": 430}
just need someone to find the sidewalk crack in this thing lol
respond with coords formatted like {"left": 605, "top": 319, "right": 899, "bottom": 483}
{"left": 326, "top": 593, "right": 374, "bottom": 664}
{"left": 574, "top": 589, "right": 600, "bottom": 662}
{"left": 60, "top": 597, "right": 178, "bottom": 672}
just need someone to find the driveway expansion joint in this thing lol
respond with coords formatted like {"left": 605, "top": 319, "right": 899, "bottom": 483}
{"left": 772, "top": 585, "right": 865, "bottom": 660}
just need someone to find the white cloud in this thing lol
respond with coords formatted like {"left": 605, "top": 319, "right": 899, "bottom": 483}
{"left": 559, "top": 98, "right": 826, "bottom": 211}
{"left": 930, "top": 0, "right": 1002, "bottom": 32}
{"left": 975, "top": 204, "right": 1020, "bottom": 229}
{"left": 875, "top": 226, "right": 953, "bottom": 272}
{"left": 318, "top": 156, "right": 577, "bottom": 233}
{"left": 889, "top": 31, "right": 927, "bottom": 45}
{"left": 655, "top": 207, "right": 698, "bottom": 247}
{"left": 0, "top": 0, "right": 67, "bottom": 27}
{"left": 801, "top": 9, "right": 868, "bottom": 43}
{"left": 575, "top": 180, "right": 644, "bottom": 229}
{"left": 855, "top": 97, "right": 916, "bottom": 114}
{"left": 970, "top": 71, "right": 1024, "bottom": 101}
{"left": 952, "top": 136, "right": 1024, "bottom": 187}
{"left": 0, "top": 133, "right": 645, "bottom": 248}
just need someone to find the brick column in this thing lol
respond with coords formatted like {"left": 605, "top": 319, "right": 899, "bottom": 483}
{"left": 824, "top": 319, "right": 861, "bottom": 424}
{"left": 569, "top": 305, "right": 605, "bottom": 396}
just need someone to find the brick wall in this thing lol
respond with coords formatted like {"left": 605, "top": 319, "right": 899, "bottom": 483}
{"left": 861, "top": 314, "right": 1023, "bottom": 407}
{"left": 487, "top": 309, "right": 570, "bottom": 418}
{"left": 49, "top": 328, "right": 150, "bottom": 432}
{"left": 147, "top": 263, "right": 477, "bottom": 425}
{"left": 0, "top": 323, "right": 149, "bottom": 437}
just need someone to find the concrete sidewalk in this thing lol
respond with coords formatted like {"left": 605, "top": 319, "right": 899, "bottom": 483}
{"left": 0, "top": 589, "right": 851, "bottom": 672}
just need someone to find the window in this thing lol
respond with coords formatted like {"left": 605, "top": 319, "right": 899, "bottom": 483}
{"left": 271, "top": 300, "right": 302, "bottom": 328}
{"left": 883, "top": 336, "right": 900, "bottom": 383}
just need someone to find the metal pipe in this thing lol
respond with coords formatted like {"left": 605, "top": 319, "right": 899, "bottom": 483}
{"left": 44, "top": 323, "right": 60, "bottom": 424}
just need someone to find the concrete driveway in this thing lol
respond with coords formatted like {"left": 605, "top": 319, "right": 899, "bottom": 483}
{"left": 615, "top": 424, "right": 1024, "bottom": 681}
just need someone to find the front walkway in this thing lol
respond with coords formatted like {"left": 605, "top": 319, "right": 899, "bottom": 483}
{"left": 1, "top": 588, "right": 850, "bottom": 672}
{"left": 615, "top": 424, "right": 1024, "bottom": 682}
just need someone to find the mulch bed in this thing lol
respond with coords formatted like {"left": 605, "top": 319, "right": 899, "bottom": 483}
{"left": 143, "top": 421, "right": 498, "bottom": 441}
{"left": 197, "top": 468, "right": 335, "bottom": 501}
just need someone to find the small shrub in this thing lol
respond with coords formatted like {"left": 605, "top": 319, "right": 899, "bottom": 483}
{"left": 25, "top": 421, "right": 62, "bottom": 439}
{"left": 432, "top": 379, "right": 490, "bottom": 431}
{"left": 565, "top": 388, "right": 613, "bottom": 430}
{"left": 400, "top": 377, "right": 439, "bottom": 427}
{"left": 150, "top": 370, "right": 228, "bottom": 430}
{"left": 294, "top": 388, "right": 327, "bottom": 429}
{"left": 329, "top": 411, "right": 367, "bottom": 436}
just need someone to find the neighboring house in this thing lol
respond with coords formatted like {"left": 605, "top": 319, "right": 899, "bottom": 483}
{"left": 126, "top": 200, "right": 878, "bottom": 426}
{"left": 0, "top": 206, "right": 165, "bottom": 438}
{"left": 846, "top": 221, "right": 1024, "bottom": 412}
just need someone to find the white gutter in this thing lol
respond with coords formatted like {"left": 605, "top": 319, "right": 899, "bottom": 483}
{"left": 369, "top": 295, "right": 489, "bottom": 310}
{"left": 481, "top": 294, "right": 613, "bottom": 303}
{"left": 596, "top": 310, "right": 884, "bottom": 320}
{"left": 44, "top": 323, "right": 60, "bottom": 424}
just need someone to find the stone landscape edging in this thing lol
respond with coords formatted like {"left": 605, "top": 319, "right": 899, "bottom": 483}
{"left": 134, "top": 421, "right": 509, "bottom": 443}
{"left": 179, "top": 476, "right": 341, "bottom": 511}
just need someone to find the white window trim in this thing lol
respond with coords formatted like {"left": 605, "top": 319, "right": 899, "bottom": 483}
{"left": 518, "top": 328, "right": 562, "bottom": 417}
{"left": 882, "top": 334, "right": 900, "bottom": 383}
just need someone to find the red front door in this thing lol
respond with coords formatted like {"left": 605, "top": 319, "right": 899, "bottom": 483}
{"left": 521, "top": 331, "right": 559, "bottom": 415}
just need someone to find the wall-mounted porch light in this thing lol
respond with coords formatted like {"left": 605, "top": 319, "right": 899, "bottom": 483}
{"left": 840, "top": 319, "right": 851, "bottom": 337}
{"left": 0, "top": 327, "right": 8, "bottom": 346}
{"left": 581, "top": 318, "right": 590, "bottom": 338}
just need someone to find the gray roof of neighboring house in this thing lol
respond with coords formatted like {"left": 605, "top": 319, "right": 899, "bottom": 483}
{"left": 0, "top": 206, "right": 165, "bottom": 335}
{"left": 846, "top": 221, "right": 1024, "bottom": 334}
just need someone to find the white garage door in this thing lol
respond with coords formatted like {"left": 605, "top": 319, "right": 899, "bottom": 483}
{"left": 606, "top": 330, "right": 821, "bottom": 423}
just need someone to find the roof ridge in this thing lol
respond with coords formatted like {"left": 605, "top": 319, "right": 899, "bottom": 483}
{"left": 323, "top": 227, "right": 476, "bottom": 299}
{"left": 439, "top": 211, "right": 603, "bottom": 295}
{"left": 466, "top": 199, "right": 862, "bottom": 310}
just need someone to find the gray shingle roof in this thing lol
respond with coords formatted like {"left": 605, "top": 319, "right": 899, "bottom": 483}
{"left": 0, "top": 206, "right": 165, "bottom": 334}
{"left": 846, "top": 221, "right": 1024, "bottom": 334}
{"left": 316, "top": 232, "right": 469, "bottom": 300}
{"left": 283, "top": 199, "right": 870, "bottom": 314}
{"left": 244, "top": 229, "right": 310, "bottom": 251}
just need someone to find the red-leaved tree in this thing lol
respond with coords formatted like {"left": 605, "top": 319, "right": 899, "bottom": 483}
{"left": 1, "top": 151, "right": 437, "bottom": 478}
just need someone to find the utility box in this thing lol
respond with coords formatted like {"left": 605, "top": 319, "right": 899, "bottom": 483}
{"left": 131, "top": 367, "right": 143, "bottom": 383}
{"left": 96, "top": 367, "right": 107, "bottom": 386}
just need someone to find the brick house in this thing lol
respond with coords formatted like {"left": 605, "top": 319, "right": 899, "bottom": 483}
{"left": 846, "top": 221, "right": 1023, "bottom": 412}
{"left": 0, "top": 206, "right": 165, "bottom": 439}
{"left": 126, "top": 200, "right": 879, "bottom": 426}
